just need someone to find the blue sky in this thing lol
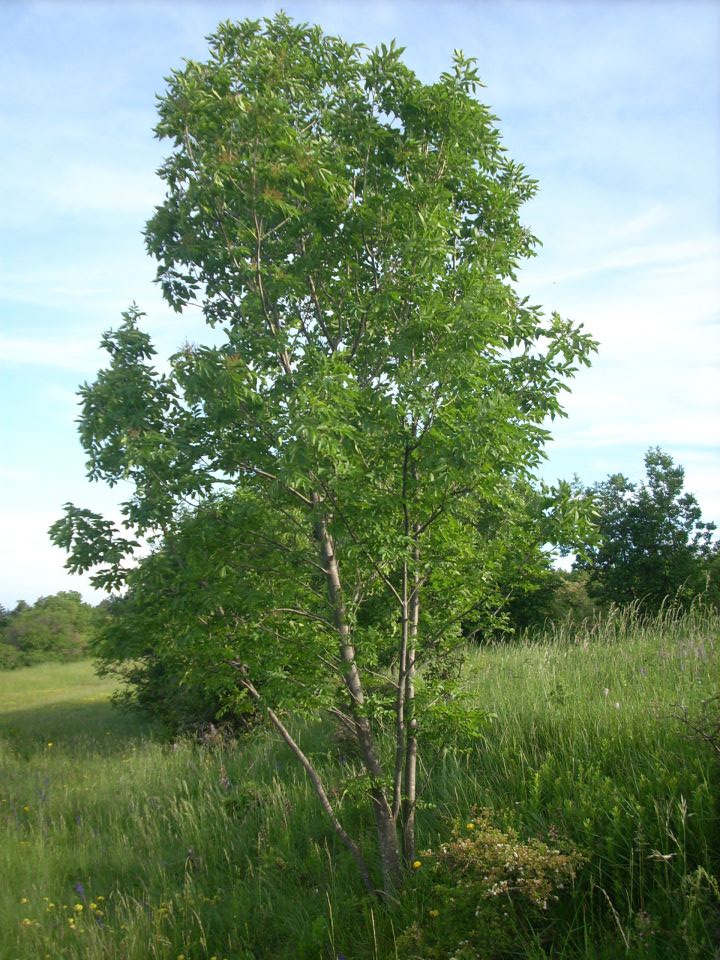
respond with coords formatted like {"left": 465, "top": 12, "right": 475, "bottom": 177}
{"left": 1, "top": 0, "right": 718, "bottom": 608}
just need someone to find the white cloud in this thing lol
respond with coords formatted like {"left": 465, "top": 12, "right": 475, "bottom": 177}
{"left": 0, "top": 508, "right": 108, "bottom": 607}
{"left": 528, "top": 236, "right": 720, "bottom": 290}
{"left": 555, "top": 416, "right": 719, "bottom": 451}
{"left": 0, "top": 465, "right": 33, "bottom": 483}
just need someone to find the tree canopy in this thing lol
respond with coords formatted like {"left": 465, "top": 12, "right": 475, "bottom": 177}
{"left": 51, "top": 14, "right": 596, "bottom": 894}
{"left": 579, "top": 448, "right": 717, "bottom": 611}
{"left": 0, "top": 592, "right": 103, "bottom": 669}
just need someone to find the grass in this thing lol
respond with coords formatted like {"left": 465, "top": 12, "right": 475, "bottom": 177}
{"left": 1, "top": 607, "right": 718, "bottom": 959}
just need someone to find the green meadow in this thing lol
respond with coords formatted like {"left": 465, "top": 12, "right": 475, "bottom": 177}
{"left": 1, "top": 607, "right": 718, "bottom": 959}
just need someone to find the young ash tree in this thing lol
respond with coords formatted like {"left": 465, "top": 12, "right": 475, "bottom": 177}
{"left": 51, "top": 15, "right": 595, "bottom": 895}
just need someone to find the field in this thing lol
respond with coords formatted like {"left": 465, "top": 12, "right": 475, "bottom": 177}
{"left": 1, "top": 607, "right": 718, "bottom": 959}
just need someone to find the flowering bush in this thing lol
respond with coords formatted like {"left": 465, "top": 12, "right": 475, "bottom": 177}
{"left": 397, "top": 809, "right": 584, "bottom": 959}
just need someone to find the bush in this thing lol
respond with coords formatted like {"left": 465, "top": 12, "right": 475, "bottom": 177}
{"left": 95, "top": 593, "right": 260, "bottom": 737}
{"left": 0, "top": 593, "right": 103, "bottom": 670}
{"left": 0, "top": 642, "right": 28, "bottom": 670}
{"left": 397, "top": 809, "right": 584, "bottom": 959}
{"left": 103, "top": 652, "right": 257, "bottom": 737}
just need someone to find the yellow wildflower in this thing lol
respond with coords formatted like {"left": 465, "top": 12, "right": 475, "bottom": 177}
{"left": 466, "top": 822, "right": 475, "bottom": 830}
{"left": 73, "top": 903, "right": 84, "bottom": 913}
{"left": 429, "top": 908, "right": 440, "bottom": 918}
{"left": 20, "top": 897, "right": 29, "bottom": 904}
{"left": 412, "top": 859, "right": 422, "bottom": 870}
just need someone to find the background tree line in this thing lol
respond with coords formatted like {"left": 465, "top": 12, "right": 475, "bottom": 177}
{"left": 0, "top": 591, "right": 107, "bottom": 670}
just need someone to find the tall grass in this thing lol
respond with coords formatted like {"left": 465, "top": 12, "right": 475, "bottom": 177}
{"left": 1, "top": 608, "right": 718, "bottom": 959}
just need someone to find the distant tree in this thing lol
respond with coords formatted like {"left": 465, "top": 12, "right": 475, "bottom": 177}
{"left": 703, "top": 543, "right": 720, "bottom": 609}
{"left": 50, "top": 15, "right": 596, "bottom": 894}
{"left": 0, "top": 605, "right": 9, "bottom": 658}
{"left": 549, "top": 570, "right": 596, "bottom": 623}
{"left": 0, "top": 601, "right": 29, "bottom": 669}
{"left": 578, "top": 448, "right": 716, "bottom": 612}
{"left": 3, "top": 591, "right": 102, "bottom": 664}
{"left": 500, "top": 569, "right": 596, "bottom": 634}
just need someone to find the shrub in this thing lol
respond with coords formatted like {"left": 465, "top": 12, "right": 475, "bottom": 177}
{"left": 397, "top": 809, "right": 584, "bottom": 959}
{"left": 99, "top": 649, "right": 259, "bottom": 738}
{"left": 0, "top": 642, "right": 28, "bottom": 670}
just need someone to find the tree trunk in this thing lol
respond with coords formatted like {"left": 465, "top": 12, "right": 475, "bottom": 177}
{"left": 392, "top": 560, "right": 409, "bottom": 821}
{"left": 402, "top": 547, "right": 420, "bottom": 863}
{"left": 312, "top": 495, "right": 403, "bottom": 894}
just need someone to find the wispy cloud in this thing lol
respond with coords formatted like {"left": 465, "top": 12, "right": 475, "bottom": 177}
{"left": 526, "top": 235, "right": 720, "bottom": 290}
{"left": 553, "top": 414, "right": 719, "bottom": 451}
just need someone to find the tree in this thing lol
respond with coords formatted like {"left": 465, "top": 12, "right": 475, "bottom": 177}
{"left": 579, "top": 448, "right": 716, "bottom": 611}
{"left": 51, "top": 14, "right": 595, "bottom": 895}
{"left": 1, "top": 592, "right": 102, "bottom": 666}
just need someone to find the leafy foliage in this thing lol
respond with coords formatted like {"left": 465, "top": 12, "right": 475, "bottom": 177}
{"left": 465, "top": 477, "right": 597, "bottom": 638}
{"left": 96, "top": 478, "right": 595, "bottom": 731}
{"left": 579, "top": 448, "right": 717, "bottom": 612}
{"left": 93, "top": 490, "right": 330, "bottom": 733}
{"left": 397, "top": 811, "right": 584, "bottom": 959}
{"left": 0, "top": 593, "right": 103, "bottom": 670}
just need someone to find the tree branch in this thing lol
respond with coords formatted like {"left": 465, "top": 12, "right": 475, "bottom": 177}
{"left": 231, "top": 664, "right": 376, "bottom": 895}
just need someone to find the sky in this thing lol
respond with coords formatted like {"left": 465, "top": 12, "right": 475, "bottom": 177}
{"left": 0, "top": 0, "right": 718, "bottom": 609}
